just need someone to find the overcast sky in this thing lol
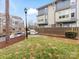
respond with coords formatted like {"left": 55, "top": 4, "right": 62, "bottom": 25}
{"left": 0, "top": 0, "right": 53, "bottom": 26}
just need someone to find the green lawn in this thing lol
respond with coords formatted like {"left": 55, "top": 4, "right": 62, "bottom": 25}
{"left": 0, "top": 35, "right": 79, "bottom": 59}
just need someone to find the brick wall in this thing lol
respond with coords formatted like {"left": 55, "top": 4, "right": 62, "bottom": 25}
{"left": 0, "top": 35, "right": 25, "bottom": 49}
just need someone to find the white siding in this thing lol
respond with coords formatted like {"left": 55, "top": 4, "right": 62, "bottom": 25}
{"left": 77, "top": 0, "right": 79, "bottom": 27}
{"left": 55, "top": 9, "right": 71, "bottom": 22}
{"left": 48, "top": 4, "right": 55, "bottom": 25}
{"left": 37, "top": 15, "right": 46, "bottom": 24}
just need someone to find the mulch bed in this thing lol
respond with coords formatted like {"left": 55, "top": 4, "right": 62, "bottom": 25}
{"left": 38, "top": 33, "right": 79, "bottom": 44}
{"left": 0, "top": 35, "right": 25, "bottom": 49}
{"left": 39, "top": 33, "right": 79, "bottom": 39}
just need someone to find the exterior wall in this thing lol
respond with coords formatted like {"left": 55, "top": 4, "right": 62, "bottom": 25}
{"left": 55, "top": 9, "right": 71, "bottom": 22}
{"left": 37, "top": 3, "right": 55, "bottom": 28}
{"left": 37, "top": 0, "right": 79, "bottom": 28}
{"left": 0, "top": 14, "right": 6, "bottom": 35}
{"left": 37, "top": 15, "right": 46, "bottom": 24}
{"left": 38, "top": 8, "right": 47, "bottom": 16}
{"left": 55, "top": 0, "right": 77, "bottom": 27}
{"left": 37, "top": 6, "right": 48, "bottom": 27}
{"left": 77, "top": 0, "right": 79, "bottom": 19}
{"left": 0, "top": 17, "right": 4, "bottom": 35}
{"left": 56, "top": 0, "right": 70, "bottom": 11}
{"left": 77, "top": 0, "right": 79, "bottom": 27}
{"left": 48, "top": 4, "right": 55, "bottom": 26}
{"left": 55, "top": 8, "right": 77, "bottom": 22}
{"left": 0, "top": 13, "right": 25, "bottom": 35}
{"left": 10, "top": 16, "right": 25, "bottom": 33}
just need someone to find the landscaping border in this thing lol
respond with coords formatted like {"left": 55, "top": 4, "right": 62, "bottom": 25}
{"left": 0, "top": 35, "right": 25, "bottom": 49}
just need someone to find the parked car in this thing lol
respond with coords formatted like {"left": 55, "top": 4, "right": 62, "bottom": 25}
{"left": 30, "top": 29, "right": 38, "bottom": 35}
{"left": 10, "top": 32, "right": 24, "bottom": 38}
{"left": 15, "top": 32, "right": 23, "bottom": 37}
{"left": 10, "top": 34, "right": 15, "bottom": 38}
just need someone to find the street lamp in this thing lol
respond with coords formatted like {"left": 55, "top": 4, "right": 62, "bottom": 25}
{"left": 24, "top": 8, "right": 28, "bottom": 38}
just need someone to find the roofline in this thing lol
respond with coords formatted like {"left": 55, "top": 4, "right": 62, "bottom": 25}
{"left": 0, "top": 13, "right": 22, "bottom": 19}
{"left": 55, "top": 0, "right": 62, "bottom": 2}
{"left": 55, "top": 0, "right": 69, "bottom": 3}
{"left": 37, "top": 2, "right": 54, "bottom": 10}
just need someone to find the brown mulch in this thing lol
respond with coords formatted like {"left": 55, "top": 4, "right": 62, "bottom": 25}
{"left": 39, "top": 33, "right": 79, "bottom": 45}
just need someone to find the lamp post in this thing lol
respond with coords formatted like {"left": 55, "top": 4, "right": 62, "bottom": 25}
{"left": 24, "top": 8, "right": 28, "bottom": 38}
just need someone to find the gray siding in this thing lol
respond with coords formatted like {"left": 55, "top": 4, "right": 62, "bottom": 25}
{"left": 38, "top": 8, "right": 48, "bottom": 16}
{"left": 56, "top": 0, "right": 70, "bottom": 11}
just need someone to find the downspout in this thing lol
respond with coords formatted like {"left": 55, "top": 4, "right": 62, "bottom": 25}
{"left": 53, "top": 1, "right": 56, "bottom": 27}
{"left": 76, "top": 0, "right": 77, "bottom": 27}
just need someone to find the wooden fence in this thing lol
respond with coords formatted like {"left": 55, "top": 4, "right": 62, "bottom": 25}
{"left": 35, "top": 27, "right": 79, "bottom": 37}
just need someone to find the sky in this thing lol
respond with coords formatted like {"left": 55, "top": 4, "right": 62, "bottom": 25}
{"left": 0, "top": 0, "right": 53, "bottom": 26}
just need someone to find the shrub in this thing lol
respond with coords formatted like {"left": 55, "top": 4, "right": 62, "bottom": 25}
{"left": 65, "top": 32, "right": 77, "bottom": 39}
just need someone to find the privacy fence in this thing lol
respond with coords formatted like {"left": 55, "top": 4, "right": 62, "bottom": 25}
{"left": 35, "top": 27, "right": 79, "bottom": 38}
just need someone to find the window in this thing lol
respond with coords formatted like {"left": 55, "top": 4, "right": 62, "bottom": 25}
{"left": 45, "top": 19, "right": 48, "bottom": 23}
{"left": 62, "top": 0, "right": 67, "bottom": 1}
{"left": 71, "top": 13, "right": 74, "bottom": 17}
{"left": 45, "top": 8, "right": 48, "bottom": 15}
{"left": 62, "top": 15, "right": 65, "bottom": 18}
{"left": 15, "top": 21, "right": 18, "bottom": 24}
{"left": 65, "top": 15, "right": 69, "bottom": 18}
{"left": 19, "top": 28, "right": 21, "bottom": 30}
{"left": 38, "top": 19, "right": 43, "bottom": 22}
{"left": 13, "top": 28, "right": 15, "bottom": 30}
{"left": 59, "top": 14, "right": 69, "bottom": 19}
{"left": 56, "top": 0, "right": 70, "bottom": 11}
{"left": 70, "top": 0, "right": 76, "bottom": 5}
{"left": 3, "top": 29, "right": 6, "bottom": 32}
{"left": 60, "top": 24, "right": 63, "bottom": 27}
{"left": 59, "top": 15, "right": 65, "bottom": 19}
{"left": 59, "top": 16, "right": 61, "bottom": 19}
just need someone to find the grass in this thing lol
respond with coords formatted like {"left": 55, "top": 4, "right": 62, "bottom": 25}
{"left": 0, "top": 35, "right": 79, "bottom": 59}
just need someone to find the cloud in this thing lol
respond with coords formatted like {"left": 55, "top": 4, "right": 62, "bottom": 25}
{"left": 26, "top": 8, "right": 38, "bottom": 26}
{"left": 27, "top": 8, "right": 38, "bottom": 16}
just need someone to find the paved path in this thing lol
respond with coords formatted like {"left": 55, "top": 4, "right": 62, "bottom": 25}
{"left": 28, "top": 35, "right": 41, "bottom": 37}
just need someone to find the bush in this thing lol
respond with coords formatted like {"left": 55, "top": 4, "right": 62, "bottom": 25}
{"left": 65, "top": 32, "right": 77, "bottom": 39}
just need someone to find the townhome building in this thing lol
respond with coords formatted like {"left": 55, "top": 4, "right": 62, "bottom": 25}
{"left": 55, "top": 0, "right": 78, "bottom": 27}
{"left": 37, "top": 3, "right": 55, "bottom": 28}
{"left": 0, "top": 13, "right": 25, "bottom": 35}
{"left": 37, "top": 0, "right": 79, "bottom": 27}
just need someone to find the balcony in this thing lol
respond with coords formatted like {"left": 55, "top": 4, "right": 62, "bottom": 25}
{"left": 55, "top": 0, "right": 70, "bottom": 12}
{"left": 37, "top": 8, "right": 48, "bottom": 16}
{"left": 37, "top": 19, "right": 48, "bottom": 25}
{"left": 56, "top": 16, "right": 77, "bottom": 23}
